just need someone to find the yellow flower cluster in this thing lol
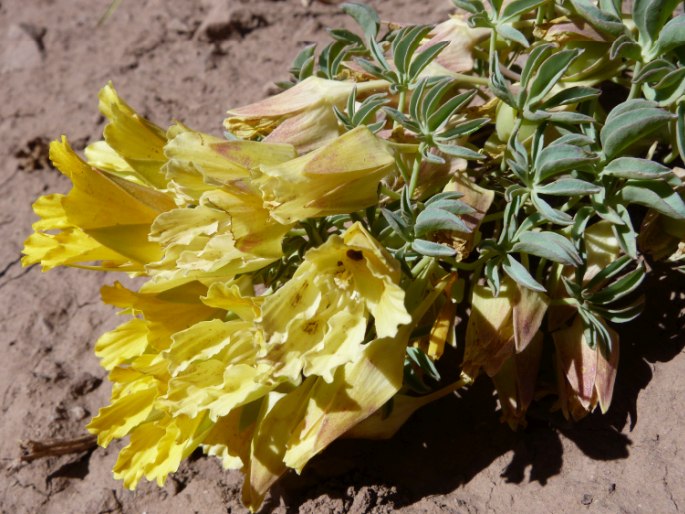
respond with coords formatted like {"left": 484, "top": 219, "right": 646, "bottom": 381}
{"left": 22, "top": 82, "right": 419, "bottom": 511}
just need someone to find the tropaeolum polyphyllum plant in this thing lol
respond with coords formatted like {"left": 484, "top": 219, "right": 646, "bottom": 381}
{"left": 22, "top": 1, "right": 685, "bottom": 510}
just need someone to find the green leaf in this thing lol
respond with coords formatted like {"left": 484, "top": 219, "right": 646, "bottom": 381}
{"left": 422, "top": 78, "right": 456, "bottom": 120}
{"left": 633, "top": 0, "right": 680, "bottom": 46}
{"left": 633, "top": 58, "right": 674, "bottom": 84}
{"left": 500, "top": 0, "right": 547, "bottom": 22}
{"left": 570, "top": 0, "right": 625, "bottom": 36}
{"left": 406, "top": 347, "right": 441, "bottom": 381}
{"left": 394, "top": 25, "right": 433, "bottom": 76}
{"left": 551, "top": 133, "right": 596, "bottom": 147}
{"left": 452, "top": 0, "right": 486, "bottom": 14}
{"left": 342, "top": 2, "right": 381, "bottom": 39}
{"left": 592, "top": 297, "right": 644, "bottom": 323}
{"left": 536, "top": 178, "right": 601, "bottom": 196}
{"left": 489, "top": 53, "right": 518, "bottom": 107}
{"left": 512, "top": 231, "right": 582, "bottom": 266}
{"left": 381, "top": 208, "right": 411, "bottom": 241}
{"left": 611, "top": 203, "right": 637, "bottom": 258}
{"left": 502, "top": 255, "right": 546, "bottom": 292}
{"left": 541, "top": 110, "right": 596, "bottom": 125}
{"left": 437, "top": 118, "right": 490, "bottom": 140}
{"left": 520, "top": 43, "right": 555, "bottom": 90}
{"left": 409, "top": 78, "right": 429, "bottom": 122}
{"left": 425, "top": 191, "right": 465, "bottom": 204}
{"left": 290, "top": 44, "right": 316, "bottom": 75}
{"left": 426, "top": 198, "right": 475, "bottom": 215}
{"left": 677, "top": 103, "right": 685, "bottom": 162}
{"left": 531, "top": 193, "right": 573, "bottom": 225}
{"left": 541, "top": 86, "right": 600, "bottom": 109}
{"left": 428, "top": 90, "right": 476, "bottom": 131}
{"left": 534, "top": 143, "right": 598, "bottom": 181}
{"left": 657, "top": 15, "right": 685, "bottom": 54}
{"left": 588, "top": 266, "right": 645, "bottom": 304}
{"left": 436, "top": 142, "right": 483, "bottom": 160}
{"left": 484, "top": 258, "right": 502, "bottom": 296}
{"left": 415, "top": 207, "right": 471, "bottom": 236}
{"left": 527, "top": 49, "right": 582, "bottom": 107}
{"left": 621, "top": 180, "right": 685, "bottom": 219}
{"left": 411, "top": 238, "right": 457, "bottom": 257}
{"left": 328, "top": 28, "right": 365, "bottom": 46}
{"left": 601, "top": 157, "right": 672, "bottom": 179}
{"left": 496, "top": 23, "right": 529, "bottom": 47}
{"left": 610, "top": 34, "right": 642, "bottom": 60}
{"left": 600, "top": 101, "right": 674, "bottom": 160}
{"left": 368, "top": 37, "right": 392, "bottom": 72}
{"left": 409, "top": 41, "right": 450, "bottom": 81}
{"left": 383, "top": 107, "right": 420, "bottom": 132}
{"left": 585, "top": 255, "right": 633, "bottom": 289}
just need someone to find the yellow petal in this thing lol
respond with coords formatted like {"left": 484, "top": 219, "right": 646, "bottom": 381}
{"left": 95, "top": 318, "right": 149, "bottom": 371}
{"left": 84, "top": 140, "right": 143, "bottom": 185}
{"left": 87, "top": 382, "right": 157, "bottom": 447}
{"left": 113, "top": 414, "right": 212, "bottom": 489}
{"left": 243, "top": 383, "right": 316, "bottom": 511}
{"left": 254, "top": 127, "right": 395, "bottom": 224}
{"left": 164, "top": 124, "right": 296, "bottom": 204}
{"left": 283, "top": 334, "right": 406, "bottom": 472}
{"left": 202, "top": 406, "right": 259, "bottom": 470}
{"left": 99, "top": 82, "right": 169, "bottom": 189}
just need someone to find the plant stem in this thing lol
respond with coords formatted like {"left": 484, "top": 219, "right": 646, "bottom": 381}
{"left": 628, "top": 61, "right": 643, "bottom": 100}
{"left": 407, "top": 142, "right": 427, "bottom": 200}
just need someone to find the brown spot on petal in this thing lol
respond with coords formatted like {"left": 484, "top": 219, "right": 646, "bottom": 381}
{"left": 303, "top": 321, "right": 319, "bottom": 334}
{"left": 346, "top": 249, "right": 363, "bottom": 261}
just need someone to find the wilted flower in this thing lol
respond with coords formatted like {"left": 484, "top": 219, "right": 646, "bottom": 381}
{"left": 418, "top": 15, "right": 489, "bottom": 76}
{"left": 463, "top": 278, "right": 549, "bottom": 427}
{"left": 224, "top": 76, "right": 388, "bottom": 152}
{"left": 553, "top": 315, "right": 619, "bottom": 421}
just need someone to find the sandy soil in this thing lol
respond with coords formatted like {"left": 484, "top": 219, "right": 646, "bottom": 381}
{"left": 1, "top": 1, "right": 684, "bottom": 513}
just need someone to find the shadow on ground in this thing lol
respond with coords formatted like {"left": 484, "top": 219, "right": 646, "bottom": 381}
{"left": 270, "top": 266, "right": 685, "bottom": 510}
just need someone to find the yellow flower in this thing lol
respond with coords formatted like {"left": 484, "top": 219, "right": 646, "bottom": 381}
{"left": 244, "top": 334, "right": 407, "bottom": 511}
{"left": 258, "top": 222, "right": 411, "bottom": 382}
{"left": 92, "top": 82, "right": 169, "bottom": 189}
{"left": 224, "top": 76, "right": 387, "bottom": 153}
{"left": 22, "top": 137, "right": 176, "bottom": 272}
{"left": 254, "top": 126, "right": 396, "bottom": 224}
{"left": 143, "top": 190, "right": 290, "bottom": 293}
{"left": 87, "top": 280, "right": 232, "bottom": 489}
{"left": 142, "top": 128, "right": 300, "bottom": 292}
{"left": 163, "top": 123, "right": 296, "bottom": 205}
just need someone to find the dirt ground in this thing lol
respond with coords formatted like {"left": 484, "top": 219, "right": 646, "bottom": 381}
{"left": 1, "top": 0, "right": 684, "bottom": 513}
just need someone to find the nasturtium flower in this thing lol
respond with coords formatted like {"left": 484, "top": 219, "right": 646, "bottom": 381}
{"left": 418, "top": 15, "right": 489, "bottom": 76}
{"left": 224, "top": 76, "right": 387, "bottom": 152}
{"left": 244, "top": 334, "right": 407, "bottom": 511}
{"left": 554, "top": 315, "right": 619, "bottom": 421}
{"left": 22, "top": 137, "right": 176, "bottom": 272}
{"left": 144, "top": 190, "right": 290, "bottom": 293}
{"left": 254, "top": 126, "right": 396, "bottom": 224}
{"left": 491, "top": 331, "right": 544, "bottom": 429}
{"left": 87, "top": 280, "right": 234, "bottom": 489}
{"left": 258, "top": 222, "right": 411, "bottom": 382}
{"left": 163, "top": 123, "right": 296, "bottom": 205}
{"left": 463, "top": 278, "right": 549, "bottom": 378}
